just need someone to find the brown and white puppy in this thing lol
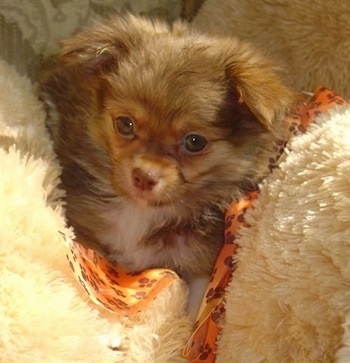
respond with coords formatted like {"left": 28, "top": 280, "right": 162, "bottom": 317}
{"left": 41, "top": 15, "right": 295, "bottom": 288}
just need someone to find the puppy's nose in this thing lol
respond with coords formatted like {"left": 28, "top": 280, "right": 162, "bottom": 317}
{"left": 132, "top": 168, "right": 159, "bottom": 191}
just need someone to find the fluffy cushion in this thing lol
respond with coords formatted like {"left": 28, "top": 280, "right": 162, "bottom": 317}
{"left": 218, "top": 105, "right": 350, "bottom": 362}
{"left": 0, "top": 59, "right": 119, "bottom": 362}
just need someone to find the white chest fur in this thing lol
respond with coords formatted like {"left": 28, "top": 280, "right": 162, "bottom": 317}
{"left": 96, "top": 199, "right": 179, "bottom": 271}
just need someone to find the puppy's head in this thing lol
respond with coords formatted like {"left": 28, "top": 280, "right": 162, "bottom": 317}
{"left": 42, "top": 15, "right": 297, "bottom": 213}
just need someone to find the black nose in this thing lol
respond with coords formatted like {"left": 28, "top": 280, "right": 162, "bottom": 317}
{"left": 132, "top": 168, "right": 159, "bottom": 191}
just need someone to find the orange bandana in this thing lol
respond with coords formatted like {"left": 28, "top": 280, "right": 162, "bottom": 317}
{"left": 64, "top": 87, "right": 347, "bottom": 362}
{"left": 66, "top": 241, "right": 179, "bottom": 315}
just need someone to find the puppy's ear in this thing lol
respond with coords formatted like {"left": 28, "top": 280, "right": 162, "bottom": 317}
{"left": 57, "top": 17, "right": 141, "bottom": 75}
{"left": 224, "top": 45, "right": 296, "bottom": 129}
{"left": 58, "top": 41, "right": 124, "bottom": 75}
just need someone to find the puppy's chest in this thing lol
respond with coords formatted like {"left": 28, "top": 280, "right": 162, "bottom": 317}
{"left": 96, "top": 202, "right": 186, "bottom": 268}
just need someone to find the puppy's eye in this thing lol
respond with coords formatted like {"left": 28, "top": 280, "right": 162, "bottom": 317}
{"left": 113, "top": 116, "right": 135, "bottom": 138}
{"left": 182, "top": 134, "right": 208, "bottom": 153}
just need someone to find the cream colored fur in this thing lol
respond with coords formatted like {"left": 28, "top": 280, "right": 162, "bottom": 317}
{"left": 193, "top": 0, "right": 350, "bottom": 98}
{"left": 218, "top": 106, "right": 350, "bottom": 362}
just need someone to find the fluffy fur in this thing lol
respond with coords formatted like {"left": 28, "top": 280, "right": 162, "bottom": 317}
{"left": 0, "top": 59, "right": 118, "bottom": 362}
{"left": 217, "top": 105, "right": 350, "bottom": 362}
{"left": 40, "top": 14, "right": 295, "bottom": 278}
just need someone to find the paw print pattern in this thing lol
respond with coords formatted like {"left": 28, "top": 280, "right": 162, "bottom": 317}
{"left": 224, "top": 191, "right": 259, "bottom": 246}
{"left": 211, "top": 303, "right": 225, "bottom": 325}
{"left": 205, "top": 286, "right": 223, "bottom": 303}
{"left": 269, "top": 139, "right": 288, "bottom": 171}
{"left": 138, "top": 278, "right": 158, "bottom": 288}
{"left": 224, "top": 212, "right": 235, "bottom": 230}
{"left": 65, "top": 239, "right": 179, "bottom": 316}
{"left": 198, "top": 343, "right": 213, "bottom": 361}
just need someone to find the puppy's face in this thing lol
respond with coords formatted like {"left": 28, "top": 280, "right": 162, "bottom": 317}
{"left": 90, "top": 71, "right": 261, "bottom": 209}
{"left": 41, "top": 15, "right": 296, "bottom": 231}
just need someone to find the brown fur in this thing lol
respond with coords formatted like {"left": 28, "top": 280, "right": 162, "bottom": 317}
{"left": 40, "top": 15, "right": 296, "bottom": 277}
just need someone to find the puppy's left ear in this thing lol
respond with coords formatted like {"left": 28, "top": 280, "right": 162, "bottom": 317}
{"left": 224, "top": 46, "right": 297, "bottom": 129}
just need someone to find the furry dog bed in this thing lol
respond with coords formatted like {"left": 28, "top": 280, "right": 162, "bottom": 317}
{"left": 2, "top": 53, "right": 350, "bottom": 362}
{"left": 217, "top": 101, "right": 350, "bottom": 363}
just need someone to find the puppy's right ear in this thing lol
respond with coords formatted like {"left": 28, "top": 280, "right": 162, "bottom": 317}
{"left": 59, "top": 42, "right": 121, "bottom": 75}
{"left": 57, "top": 19, "right": 139, "bottom": 76}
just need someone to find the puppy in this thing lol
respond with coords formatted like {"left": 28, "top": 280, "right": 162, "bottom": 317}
{"left": 40, "top": 15, "right": 295, "bottom": 289}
